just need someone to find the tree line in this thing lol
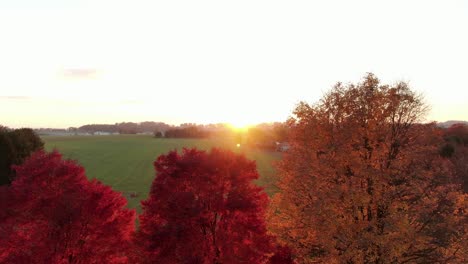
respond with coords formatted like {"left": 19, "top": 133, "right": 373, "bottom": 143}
{"left": 0, "top": 73, "right": 466, "bottom": 263}
{"left": 162, "top": 126, "right": 211, "bottom": 138}
{"left": 78, "top": 121, "right": 172, "bottom": 134}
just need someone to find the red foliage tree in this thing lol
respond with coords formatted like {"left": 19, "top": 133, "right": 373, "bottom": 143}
{"left": 135, "top": 148, "right": 274, "bottom": 263}
{"left": 0, "top": 151, "right": 135, "bottom": 263}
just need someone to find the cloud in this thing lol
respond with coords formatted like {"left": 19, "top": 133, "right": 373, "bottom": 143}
{"left": 59, "top": 68, "right": 99, "bottom": 80}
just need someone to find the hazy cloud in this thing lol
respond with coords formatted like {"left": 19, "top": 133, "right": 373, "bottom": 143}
{"left": 59, "top": 68, "right": 99, "bottom": 80}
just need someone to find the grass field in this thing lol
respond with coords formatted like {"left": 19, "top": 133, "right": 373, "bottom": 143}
{"left": 42, "top": 135, "right": 282, "bottom": 211}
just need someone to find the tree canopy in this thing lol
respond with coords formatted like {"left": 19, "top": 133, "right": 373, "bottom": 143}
{"left": 136, "top": 148, "right": 274, "bottom": 263}
{"left": 269, "top": 73, "right": 467, "bottom": 263}
{"left": 0, "top": 151, "right": 135, "bottom": 263}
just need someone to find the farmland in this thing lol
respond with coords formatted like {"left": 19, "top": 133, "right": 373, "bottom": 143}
{"left": 42, "top": 135, "right": 282, "bottom": 211}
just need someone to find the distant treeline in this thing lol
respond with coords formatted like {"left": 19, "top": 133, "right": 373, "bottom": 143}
{"left": 163, "top": 126, "right": 211, "bottom": 138}
{"left": 35, "top": 121, "right": 292, "bottom": 150}
{"left": 78, "top": 121, "right": 172, "bottom": 134}
{"left": 74, "top": 122, "right": 228, "bottom": 136}
{"left": 160, "top": 122, "right": 290, "bottom": 149}
{"left": 59, "top": 122, "right": 290, "bottom": 146}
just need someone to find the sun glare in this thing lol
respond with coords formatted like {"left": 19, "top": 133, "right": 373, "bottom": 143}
{"left": 229, "top": 121, "right": 251, "bottom": 131}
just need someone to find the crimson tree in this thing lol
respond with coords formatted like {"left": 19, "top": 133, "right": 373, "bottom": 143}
{"left": 0, "top": 151, "right": 135, "bottom": 263}
{"left": 136, "top": 148, "right": 274, "bottom": 263}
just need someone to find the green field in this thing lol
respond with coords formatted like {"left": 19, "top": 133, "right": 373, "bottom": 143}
{"left": 42, "top": 135, "right": 281, "bottom": 211}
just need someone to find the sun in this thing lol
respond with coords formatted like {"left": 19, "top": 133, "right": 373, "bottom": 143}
{"left": 229, "top": 120, "right": 251, "bottom": 131}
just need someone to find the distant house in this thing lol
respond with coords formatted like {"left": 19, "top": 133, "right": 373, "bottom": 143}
{"left": 276, "top": 142, "right": 290, "bottom": 152}
{"left": 94, "top": 131, "right": 111, "bottom": 135}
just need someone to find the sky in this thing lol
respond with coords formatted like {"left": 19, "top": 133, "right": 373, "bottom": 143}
{"left": 0, "top": 0, "right": 467, "bottom": 128}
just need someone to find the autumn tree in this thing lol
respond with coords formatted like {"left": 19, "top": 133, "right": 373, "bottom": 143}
{"left": 269, "top": 73, "right": 467, "bottom": 263}
{"left": 0, "top": 151, "right": 135, "bottom": 263}
{"left": 135, "top": 148, "right": 274, "bottom": 263}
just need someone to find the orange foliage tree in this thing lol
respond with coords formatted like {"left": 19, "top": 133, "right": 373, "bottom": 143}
{"left": 269, "top": 74, "right": 467, "bottom": 263}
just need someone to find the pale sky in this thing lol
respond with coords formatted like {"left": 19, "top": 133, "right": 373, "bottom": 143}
{"left": 0, "top": 0, "right": 467, "bottom": 128}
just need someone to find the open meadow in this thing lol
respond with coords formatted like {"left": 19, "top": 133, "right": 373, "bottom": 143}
{"left": 42, "top": 135, "right": 282, "bottom": 211}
